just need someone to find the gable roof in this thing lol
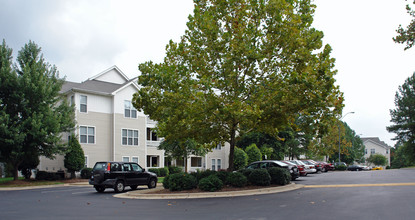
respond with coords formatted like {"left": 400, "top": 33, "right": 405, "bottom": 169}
{"left": 361, "top": 137, "right": 391, "bottom": 149}
{"left": 60, "top": 66, "right": 139, "bottom": 96}
{"left": 87, "top": 65, "right": 129, "bottom": 83}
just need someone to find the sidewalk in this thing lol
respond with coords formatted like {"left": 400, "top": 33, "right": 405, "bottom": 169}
{"left": 114, "top": 183, "right": 304, "bottom": 200}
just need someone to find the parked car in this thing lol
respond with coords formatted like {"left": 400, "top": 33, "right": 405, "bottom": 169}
{"left": 246, "top": 160, "right": 300, "bottom": 180}
{"left": 362, "top": 166, "right": 371, "bottom": 171}
{"left": 334, "top": 162, "right": 347, "bottom": 167}
{"left": 302, "top": 160, "right": 322, "bottom": 173}
{"left": 347, "top": 165, "right": 364, "bottom": 171}
{"left": 283, "top": 161, "right": 307, "bottom": 176}
{"left": 372, "top": 166, "right": 383, "bottom": 170}
{"left": 89, "top": 161, "right": 158, "bottom": 193}
{"left": 290, "top": 160, "right": 316, "bottom": 174}
{"left": 317, "top": 161, "right": 334, "bottom": 172}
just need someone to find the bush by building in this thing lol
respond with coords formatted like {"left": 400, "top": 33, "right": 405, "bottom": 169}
{"left": 167, "top": 173, "right": 198, "bottom": 191}
{"left": 227, "top": 172, "right": 248, "bottom": 187}
{"left": 267, "top": 167, "right": 291, "bottom": 185}
{"left": 198, "top": 175, "right": 223, "bottom": 192}
{"left": 248, "top": 169, "right": 271, "bottom": 186}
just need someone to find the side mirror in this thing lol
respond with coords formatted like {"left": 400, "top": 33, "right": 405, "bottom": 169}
{"left": 142, "top": 168, "right": 145, "bottom": 172}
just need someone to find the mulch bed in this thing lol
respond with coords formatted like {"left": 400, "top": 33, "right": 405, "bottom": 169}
{"left": 0, "top": 178, "right": 88, "bottom": 186}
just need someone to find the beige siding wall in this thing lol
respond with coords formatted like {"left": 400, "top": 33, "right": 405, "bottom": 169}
{"left": 364, "top": 141, "right": 391, "bottom": 166}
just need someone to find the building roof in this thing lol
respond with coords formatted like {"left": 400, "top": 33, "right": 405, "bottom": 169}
{"left": 361, "top": 137, "right": 391, "bottom": 149}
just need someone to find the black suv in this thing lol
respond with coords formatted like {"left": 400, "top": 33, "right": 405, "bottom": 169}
{"left": 246, "top": 160, "right": 299, "bottom": 180}
{"left": 89, "top": 161, "right": 157, "bottom": 193}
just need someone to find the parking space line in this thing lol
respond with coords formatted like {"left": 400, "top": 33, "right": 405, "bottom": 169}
{"left": 304, "top": 183, "right": 415, "bottom": 188}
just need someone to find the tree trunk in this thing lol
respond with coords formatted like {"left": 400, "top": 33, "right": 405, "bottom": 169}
{"left": 228, "top": 126, "right": 237, "bottom": 171}
{"left": 13, "top": 166, "right": 19, "bottom": 181}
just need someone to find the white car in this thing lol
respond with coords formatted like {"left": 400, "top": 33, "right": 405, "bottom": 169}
{"left": 289, "top": 160, "right": 317, "bottom": 174}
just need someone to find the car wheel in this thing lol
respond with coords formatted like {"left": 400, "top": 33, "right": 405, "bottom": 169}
{"left": 130, "top": 185, "right": 138, "bottom": 190}
{"left": 322, "top": 167, "right": 326, "bottom": 172}
{"left": 94, "top": 186, "right": 105, "bottom": 193}
{"left": 147, "top": 178, "right": 157, "bottom": 189}
{"left": 114, "top": 180, "right": 125, "bottom": 193}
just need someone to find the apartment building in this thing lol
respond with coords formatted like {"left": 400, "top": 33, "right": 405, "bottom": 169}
{"left": 361, "top": 137, "right": 391, "bottom": 166}
{"left": 38, "top": 66, "right": 229, "bottom": 172}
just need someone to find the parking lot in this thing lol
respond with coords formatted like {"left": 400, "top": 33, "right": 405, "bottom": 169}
{"left": 1, "top": 169, "right": 415, "bottom": 220}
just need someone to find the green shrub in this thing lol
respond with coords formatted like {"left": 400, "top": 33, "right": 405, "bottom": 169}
{"left": 80, "top": 168, "right": 93, "bottom": 179}
{"left": 158, "top": 167, "right": 169, "bottom": 177}
{"left": 234, "top": 147, "right": 248, "bottom": 170}
{"left": 215, "top": 170, "right": 229, "bottom": 185}
{"left": 227, "top": 172, "right": 248, "bottom": 187}
{"left": 168, "top": 173, "right": 198, "bottom": 191}
{"left": 192, "top": 169, "right": 217, "bottom": 182}
{"left": 245, "top": 144, "right": 262, "bottom": 164}
{"left": 148, "top": 168, "right": 160, "bottom": 176}
{"left": 335, "top": 165, "right": 347, "bottom": 171}
{"left": 248, "top": 169, "right": 271, "bottom": 186}
{"left": 35, "top": 171, "right": 60, "bottom": 181}
{"left": 198, "top": 175, "right": 223, "bottom": 192}
{"left": 267, "top": 167, "right": 291, "bottom": 185}
{"left": 239, "top": 168, "right": 253, "bottom": 180}
{"left": 168, "top": 166, "right": 183, "bottom": 174}
{"left": 163, "top": 175, "right": 170, "bottom": 189}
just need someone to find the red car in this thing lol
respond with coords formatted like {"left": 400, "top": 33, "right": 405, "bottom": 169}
{"left": 317, "top": 161, "right": 334, "bottom": 172}
{"left": 283, "top": 161, "right": 307, "bottom": 176}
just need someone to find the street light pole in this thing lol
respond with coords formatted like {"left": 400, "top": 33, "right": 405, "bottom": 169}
{"left": 338, "top": 112, "right": 355, "bottom": 163}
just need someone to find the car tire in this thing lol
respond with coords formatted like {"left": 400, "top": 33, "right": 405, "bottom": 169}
{"left": 94, "top": 186, "right": 105, "bottom": 193}
{"left": 130, "top": 185, "right": 138, "bottom": 190}
{"left": 114, "top": 180, "right": 125, "bottom": 193}
{"left": 147, "top": 178, "right": 157, "bottom": 189}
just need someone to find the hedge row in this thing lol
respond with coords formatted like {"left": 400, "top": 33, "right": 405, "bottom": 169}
{"left": 162, "top": 168, "right": 290, "bottom": 192}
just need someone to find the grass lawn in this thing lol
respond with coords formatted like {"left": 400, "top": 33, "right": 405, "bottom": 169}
{"left": 0, "top": 177, "right": 64, "bottom": 187}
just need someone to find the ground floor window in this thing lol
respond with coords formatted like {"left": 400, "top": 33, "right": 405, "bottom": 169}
{"left": 164, "top": 157, "right": 172, "bottom": 167}
{"left": 122, "top": 156, "right": 130, "bottom": 162}
{"left": 212, "top": 159, "right": 222, "bottom": 171}
{"left": 191, "top": 157, "right": 202, "bottom": 167}
{"left": 84, "top": 156, "right": 88, "bottom": 168}
{"left": 132, "top": 156, "right": 139, "bottom": 164}
{"left": 147, "top": 155, "right": 159, "bottom": 167}
{"left": 176, "top": 158, "right": 184, "bottom": 167}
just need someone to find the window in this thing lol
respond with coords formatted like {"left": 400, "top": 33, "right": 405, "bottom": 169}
{"left": 80, "top": 95, "right": 87, "bottom": 113}
{"left": 122, "top": 156, "right": 130, "bottom": 162}
{"left": 217, "top": 159, "right": 221, "bottom": 170}
{"left": 212, "top": 159, "right": 216, "bottom": 170}
{"left": 191, "top": 157, "right": 202, "bottom": 167}
{"left": 122, "top": 129, "right": 139, "bottom": 146}
{"left": 132, "top": 157, "right": 139, "bottom": 164}
{"left": 131, "top": 163, "right": 142, "bottom": 172}
{"left": 365, "top": 148, "right": 368, "bottom": 155}
{"left": 147, "top": 128, "right": 158, "bottom": 141}
{"left": 84, "top": 156, "right": 88, "bottom": 168}
{"left": 371, "top": 149, "right": 375, "bottom": 155}
{"left": 386, "top": 149, "right": 389, "bottom": 154}
{"left": 147, "top": 155, "right": 159, "bottom": 167}
{"left": 80, "top": 126, "right": 95, "bottom": 144}
{"left": 70, "top": 95, "right": 74, "bottom": 106}
{"left": 124, "top": 100, "right": 137, "bottom": 118}
{"left": 215, "top": 143, "right": 222, "bottom": 150}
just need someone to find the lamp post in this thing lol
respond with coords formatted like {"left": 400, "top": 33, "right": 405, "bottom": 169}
{"left": 338, "top": 112, "right": 355, "bottom": 163}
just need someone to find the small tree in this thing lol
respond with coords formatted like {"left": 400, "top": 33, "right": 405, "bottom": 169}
{"left": 233, "top": 147, "right": 248, "bottom": 170}
{"left": 245, "top": 144, "right": 262, "bottom": 164}
{"left": 367, "top": 154, "right": 388, "bottom": 167}
{"left": 64, "top": 135, "right": 85, "bottom": 179}
{"left": 18, "top": 152, "right": 39, "bottom": 179}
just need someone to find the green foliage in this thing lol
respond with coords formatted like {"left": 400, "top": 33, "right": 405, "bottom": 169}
{"left": 394, "top": 2, "right": 415, "bottom": 50}
{"left": 248, "top": 169, "right": 271, "bottom": 186}
{"left": 198, "top": 175, "right": 223, "bottom": 192}
{"left": 168, "top": 173, "right": 198, "bottom": 191}
{"left": 227, "top": 172, "right": 248, "bottom": 187}
{"left": 388, "top": 73, "right": 415, "bottom": 163}
{"left": 148, "top": 167, "right": 169, "bottom": 177}
{"left": 163, "top": 175, "right": 171, "bottom": 189}
{"left": 18, "top": 153, "right": 40, "bottom": 179}
{"left": 133, "top": 0, "right": 343, "bottom": 172}
{"left": 391, "top": 145, "right": 415, "bottom": 168}
{"left": 238, "top": 168, "right": 253, "bottom": 181}
{"left": 191, "top": 169, "right": 217, "bottom": 182}
{"left": 237, "top": 132, "right": 284, "bottom": 160}
{"left": 267, "top": 167, "right": 291, "bottom": 185}
{"left": 233, "top": 147, "right": 248, "bottom": 170}
{"left": 215, "top": 170, "right": 229, "bottom": 185}
{"left": 80, "top": 168, "right": 93, "bottom": 179}
{"left": 335, "top": 165, "right": 347, "bottom": 171}
{"left": 168, "top": 166, "right": 183, "bottom": 174}
{"left": 245, "top": 144, "right": 262, "bottom": 164}
{"left": 0, "top": 40, "right": 75, "bottom": 180}
{"left": 64, "top": 135, "right": 85, "bottom": 178}
{"left": 367, "top": 154, "right": 388, "bottom": 166}
{"left": 35, "top": 171, "right": 63, "bottom": 181}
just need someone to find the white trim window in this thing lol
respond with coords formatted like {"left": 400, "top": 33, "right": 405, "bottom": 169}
{"left": 80, "top": 126, "right": 95, "bottom": 144}
{"left": 370, "top": 149, "right": 375, "bottom": 155}
{"left": 122, "top": 129, "right": 139, "bottom": 146}
{"left": 80, "top": 95, "right": 87, "bottom": 113}
{"left": 211, "top": 159, "right": 222, "bottom": 171}
{"left": 191, "top": 157, "right": 202, "bottom": 168}
{"left": 122, "top": 156, "right": 130, "bottom": 162}
{"left": 84, "top": 156, "right": 88, "bottom": 168}
{"left": 132, "top": 156, "right": 139, "bottom": 164}
{"left": 124, "top": 100, "right": 137, "bottom": 118}
{"left": 212, "top": 159, "right": 216, "bottom": 170}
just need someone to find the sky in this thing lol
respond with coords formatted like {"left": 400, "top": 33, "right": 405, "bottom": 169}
{"left": 1, "top": 0, "right": 414, "bottom": 147}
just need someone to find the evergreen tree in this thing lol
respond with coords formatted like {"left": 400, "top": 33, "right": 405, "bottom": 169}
{"left": 387, "top": 72, "right": 415, "bottom": 162}
{"left": 64, "top": 135, "right": 85, "bottom": 179}
{"left": 245, "top": 144, "right": 262, "bottom": 164}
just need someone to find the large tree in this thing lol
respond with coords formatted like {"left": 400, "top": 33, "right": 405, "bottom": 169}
{"left": 387, "top": 72, "right": 415, "bottom": 162}
{"left": 133, "top": 0, "right": 343, "bottom": 171}
{"left": 64, "top": 135, "right": 85, "bottom": 179}
{"left": 0, "top": 40, "right": 75, "bottom": 180}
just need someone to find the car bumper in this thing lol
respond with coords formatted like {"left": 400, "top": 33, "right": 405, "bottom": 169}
{"left": 89, "top": 179, "right": 117, "bottom": 187}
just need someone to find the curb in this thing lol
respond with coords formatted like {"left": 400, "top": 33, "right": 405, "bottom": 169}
{"left": 114, "top": 183, "right": 304, "bottom": 200}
